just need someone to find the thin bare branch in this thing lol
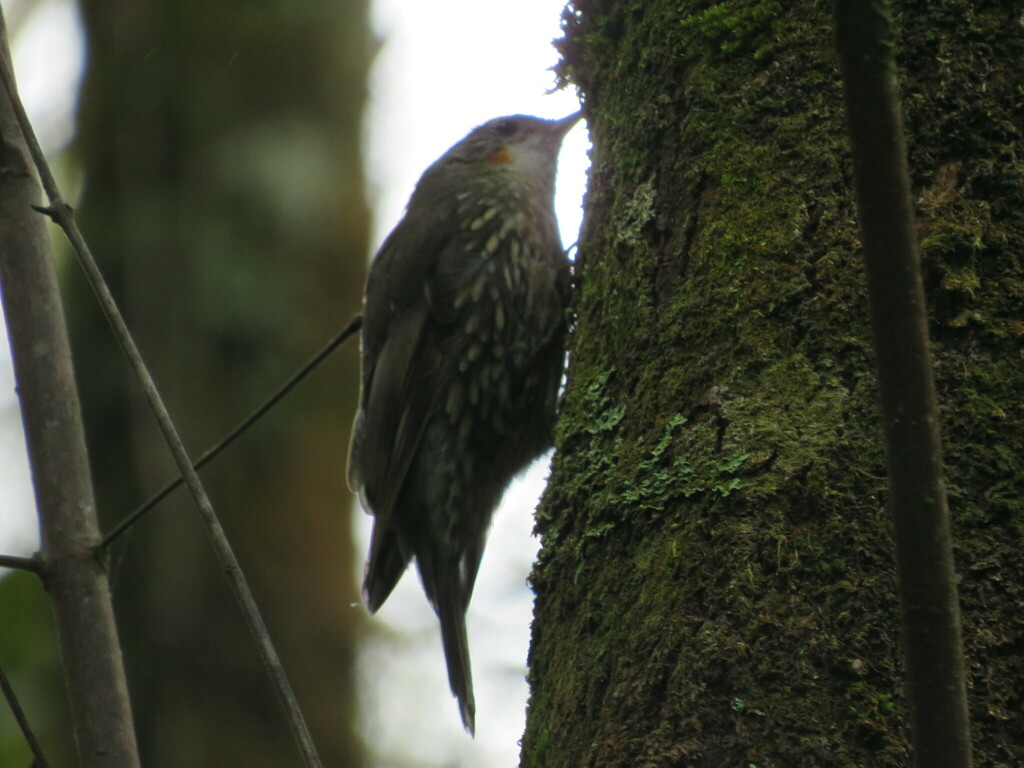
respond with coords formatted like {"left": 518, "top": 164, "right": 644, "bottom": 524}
{"left": 0, "top": 554, "right": 42, "bottom": 574}
{"left": 0, "top": 661, "right": 53, "bottom": 768}
{"left": 0, "top": 9, "right": 141, "bottom": 768}
{"left": 836, "top": 2, "right": 972, "bottom": 767}
{"left": 0, "top": 15, "right": 324, "bottom": 768}
{"left": 101, "top": 314, "right": 362, "bottom": 548}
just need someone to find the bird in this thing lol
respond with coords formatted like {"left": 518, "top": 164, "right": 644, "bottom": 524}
{"left": 347, "top": 112, "right": 581, "bottom": 734}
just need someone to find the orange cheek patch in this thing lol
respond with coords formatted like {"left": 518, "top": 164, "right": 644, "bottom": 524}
{"left": 487, "top": 147, "right": 513, "bottom": 165}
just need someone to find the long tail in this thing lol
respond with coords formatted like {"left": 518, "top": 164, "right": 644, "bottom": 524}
{"left": 435, "top": 567, "right": 476, "bottom": 735}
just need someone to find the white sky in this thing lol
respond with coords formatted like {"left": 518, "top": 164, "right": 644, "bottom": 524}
{"left": 0, "top": 1, "right": 589, "bottom": 765}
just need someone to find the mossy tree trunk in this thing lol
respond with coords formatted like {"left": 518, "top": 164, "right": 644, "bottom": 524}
{"left": 66, "top": 2, "right": 371, "bottom": 766}
{"left": 523, "top": 1, "right": 1024, "bottom": 766}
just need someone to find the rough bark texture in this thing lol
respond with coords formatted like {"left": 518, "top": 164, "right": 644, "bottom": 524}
{"left": 836, "top": 3, "right": 970, "bottom": 764}
{"left": 65, "top": 2, "right": 371, "bottom": 766}
{"left": 523, "top": 1, "right": 1024, "bottom": 766}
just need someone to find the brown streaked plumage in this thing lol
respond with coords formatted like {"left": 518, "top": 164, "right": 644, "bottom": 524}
{"left": 348, "top": 113, "right": 580, "bottom": 734}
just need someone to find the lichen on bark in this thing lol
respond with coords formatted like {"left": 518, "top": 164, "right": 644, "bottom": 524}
{"left": 524, "top": 1, "right": 1024, "bottom": 766}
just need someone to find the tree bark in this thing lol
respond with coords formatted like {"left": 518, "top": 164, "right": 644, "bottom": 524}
{"left": 523, "top": 1, "right": 1024, "bottom": 765}
{"left": 0, "top": 14, "right": 140, "bottom": 768}
{"left": 836, "top": 2, "right": 970, "bottom": 764}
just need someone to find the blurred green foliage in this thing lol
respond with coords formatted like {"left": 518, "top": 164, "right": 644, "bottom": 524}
{"left": 0, "top": 571, "right": 74, "bottom": 768}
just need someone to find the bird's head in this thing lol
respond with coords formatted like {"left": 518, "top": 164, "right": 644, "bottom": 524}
{"left": 443, "top": 112, "right": 582, "bottom": 179}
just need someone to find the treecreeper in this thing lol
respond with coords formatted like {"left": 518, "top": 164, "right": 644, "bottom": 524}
{"left": 348, "top": 112, "right": 581, "bottom": 734}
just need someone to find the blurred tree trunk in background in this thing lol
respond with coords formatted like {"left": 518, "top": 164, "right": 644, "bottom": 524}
{"left": 65, "top": 1, "right": 371, "bottom": 766}
{"left": 523, "top": 1, "right": 1024, "bottom": 766}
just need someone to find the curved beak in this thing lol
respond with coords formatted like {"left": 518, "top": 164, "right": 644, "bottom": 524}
{"left": 551, "top": 111, "right": 583, "bottom": 139}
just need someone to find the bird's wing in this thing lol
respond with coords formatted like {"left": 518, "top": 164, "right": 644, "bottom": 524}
{"left": 347, "top": 199, "right": 457, "bottom": 515}
{"left": 353, "top": 299, "right": 434, "bottom": 520}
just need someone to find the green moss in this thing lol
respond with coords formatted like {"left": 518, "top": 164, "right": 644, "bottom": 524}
{"left": 523, "top": 725, "right": 552, "bottom": 765}
{"left": 679, "top": 0, "right": 783, "bottom": 62}
{"left": 528, "top": 0, "right": 1024, "bottom": 766}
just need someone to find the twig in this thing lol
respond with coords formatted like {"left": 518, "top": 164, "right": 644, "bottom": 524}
{"left": 0, "top": 19, "right": 324, "bottom": 768}
{"left": 0, "top": 661, "right": 53, "bottom": 768}
{"left": 101, "top": 314, "right": 362, "bottom": 548}
{"left": 0, "top": 10, "right": 141, "bottom": 768}
{"left": 0, "top": 554, "right": 42, "bottom": 574}
{"left": 835, "top": 3, "right": 972, "bottom": 768}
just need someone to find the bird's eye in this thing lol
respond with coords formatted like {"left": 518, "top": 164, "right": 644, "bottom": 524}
{"left": 493, "top": 119, "right": 517, "bottom": 137}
